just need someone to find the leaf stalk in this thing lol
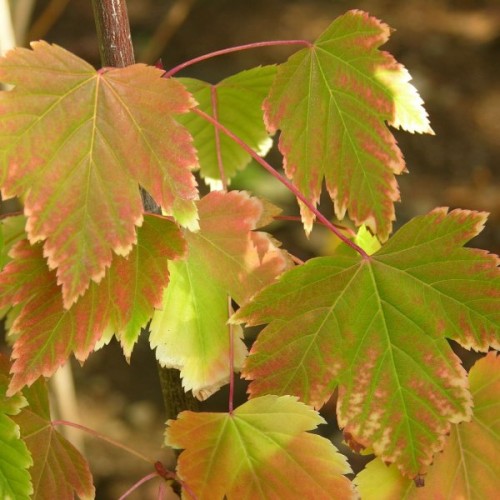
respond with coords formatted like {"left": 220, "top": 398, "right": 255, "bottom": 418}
{"left": 163, "top": 40, "right": 312, "bottom": 78}
{"left": 51, "top": 419, "right": 153, "bottom": 464}
{"left": 193, "top": 108, "right": 370, "bottom": 259}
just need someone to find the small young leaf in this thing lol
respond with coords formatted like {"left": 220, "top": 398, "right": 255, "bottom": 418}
{"left": 150, "top": 191, "right": 290, "bottom": 399}
{"left": 354, "top": 352, "right": 500, "bottom": 499}
{"left": 0, "top": 215, "right": 185, "bottom": 395}
{"left": 264, "top": 9, "right": 433, "bottom": 240}
{"left": 0, "top": 42, "right": 198, "bottom": 307}
{"left": 165, "top": 395, "right": 355, "bottom": 499}
{"left": 0, "top": 355, "right": 33, "bottom": 500}
{"left": 354, "top": 225, "right": 381, "bottom": 255}
{"left": 233, "top": 208, "right": 499, "bottom": 476}
{"left": 12, "top": 376, "right": 94, "bottom": 500}
{"left": 178, "top": 66, "right": 276, "bottom": 186}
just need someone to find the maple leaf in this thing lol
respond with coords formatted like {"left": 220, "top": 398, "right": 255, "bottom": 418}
{"left": 233, "top": 208, "right": 500, "bottom": 476}
{"left": 165, "top": 394, "right": 355, "bottom": 499}
{"left": 0, "top": 354, "right": 33, "bottom": 500}
{"left": 0, "top": 214, "right": 185, "bottom": 395}
{"left": 177, "top": 66, "right": 275, "bottom": 187}
{"left": 150, "top": 190, "right": 290, "bottom": 399}
{"left": 353, "top": 351, "right": 500, "bottom": 499}
{"left": 12, "top": 376, "right": 94, "bottom": 499}
{"left": 264, "top": 9, "right": 433, "bottom": 240}
{"left": 0, "top": 41, "right": 198, "bottom": 307}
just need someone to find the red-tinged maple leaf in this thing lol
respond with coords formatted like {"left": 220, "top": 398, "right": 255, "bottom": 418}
{"left": 11, "top": 375, "right": 94, "bottom": 500}
{"left": 233, "top": 208, "right": 499, "bottom": 476}
{"left": 165, "top": 395, "right": 355, "bottom": 499}
{"left": 264, "top": 10, "right": 433, "bottom": 240}
{"left": 0, "top": 41, "right": 198, "bottom": 307}
{"left": 353, "top": 352, "right": 500, "bottom": 499}
{"left": 150, "top": 190, "right": 290, "bottom": 399}
{"left": 0, "top": 215, "right": 185, "bottom": 395}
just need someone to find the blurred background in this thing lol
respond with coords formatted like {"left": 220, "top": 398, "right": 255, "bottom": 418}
{"left": 1, "top": 0, "right": 499, "bottom": 498}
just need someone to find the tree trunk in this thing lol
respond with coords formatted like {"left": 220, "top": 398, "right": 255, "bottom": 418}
{"left": 90, "top": 0, "right": 198, "bottom": 422}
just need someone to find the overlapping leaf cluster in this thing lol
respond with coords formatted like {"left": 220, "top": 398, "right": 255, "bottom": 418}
{"left": 0, "top": 7, "right": 498, "bottom": 500}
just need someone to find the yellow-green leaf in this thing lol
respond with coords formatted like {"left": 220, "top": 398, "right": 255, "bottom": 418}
{"left": 165, "top": 395, "right": 355, "bottom": 499}
{"left": 150, "top": 191, "right": 290, "bottom": 399}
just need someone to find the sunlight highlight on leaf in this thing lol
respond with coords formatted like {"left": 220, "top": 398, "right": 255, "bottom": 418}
{"left": 165, "top": 395, "right": 355, "bottom": 499}
{"left": 0, "top": 42, "right": 198, "bottom": 307}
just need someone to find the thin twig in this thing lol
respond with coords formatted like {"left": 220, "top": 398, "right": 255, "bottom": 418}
{"left": 118, "top": 472, "right": 158, "bottom": 500}
{"left": 274, "top": 215, "right": 357, "bottom": 237}
{"left": 52, "top": 419, "right": 153, "bottom": 464}
{"left": 228, "top": 297, "right": 235, "bottom": 415}
{"left": 211, "top": 85, "right": 227, "bottom": 190}
{"left": 91, "top": 0, "right": 199, "bottom": 432}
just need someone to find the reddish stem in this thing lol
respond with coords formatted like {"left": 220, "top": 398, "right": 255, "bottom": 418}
{"left": 289, "top": 254, "right": 305, "bottom": 266}
{"left": 118, "top": 472, "right": 158, "bottom": 500}
{"left": 163, "top": 40, "right": 312, "bottom": 78}
{"left": 274, "top": 215, "right": 357, "bottom": 237}
{"left": 228, "top": 297, "right": 235, "bottom": 415}
{"left": 210, "top": 86, "right": 228, "bottom": 190}
{"left": 193, "top": 108, "right": 370, "bottom": 259}
{"left": 51, "top": 419, "right": 152, "bottom": 464}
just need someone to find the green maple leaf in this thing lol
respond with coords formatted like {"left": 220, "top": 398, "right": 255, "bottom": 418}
{"left": 0, "top": 41, "right": 198, "bottom": 307}
{"left": 177, "top": 66, "right": 276, "bottom": 187}
{"left": 165, "top": 395, "right": 355, "bottom": 499}
{"left": 0, "top": 215, "right": 185, "bottom": 395}
{"left": 0, "top": 355, "right": 32, "bottom": 500}
{"left": 264, "top": 9, "right": 433, "bottom": 240}
{"left": 12, "top": 376, "right": 94, "bottom": 500}
{"left": 353, "top": 351, "right": 500, "bottom": 499}
{"left": 150, "top": 190, "right": 290, "bottom": 399}
{"left": 233, "top": 208, "right": 499, "bottom": 476}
